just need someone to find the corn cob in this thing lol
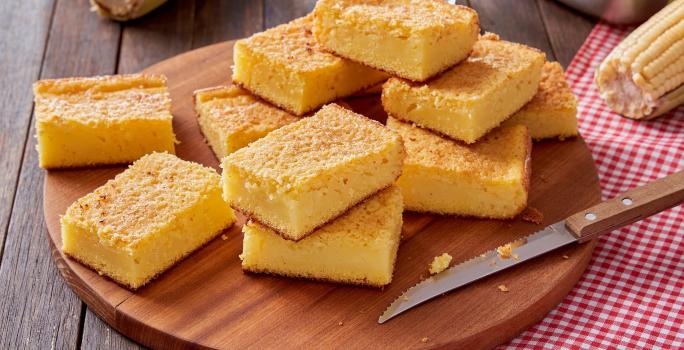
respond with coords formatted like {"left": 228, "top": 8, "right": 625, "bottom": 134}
{"left": 90, "top": 0, "right": 167, "bottom": 21}
{"left": 595, "top": 0, "right": 684, "bottom": 120}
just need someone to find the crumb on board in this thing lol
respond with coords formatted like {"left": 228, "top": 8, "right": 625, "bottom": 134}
{"left": 221, "top": 234, "right": 228, "bottom": 240}
{"left": 338, "top": 321, "right": 343, "bottom": 326}
{"left": 496, "top": 244, "right": 513, "bottom": 259}
{"left": 489, "top": 259, "right": 497, "bottom": 266}
{"left": 521, "top": 207, "right": 544, "bottom": 224}
{"left": 429, "top": 253, "right": 453, "bottom": 275}
{"left": 512, "top": 253, "right": 519, "bottom": 260}
{"left": 402, "top": 295, "right": 409, "bottom": 301}
{"left": 421, "top": 337, "right": 429, "bottom": 343}
{"left": 562, "top": 255, "right": 569, "bottom": 259}
{"left": 498, "top": 284, "right": 509, "bottom": 292}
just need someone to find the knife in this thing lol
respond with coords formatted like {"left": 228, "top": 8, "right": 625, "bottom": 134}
{"left": 379, "top": 170, "right": 684, "bottom": 324}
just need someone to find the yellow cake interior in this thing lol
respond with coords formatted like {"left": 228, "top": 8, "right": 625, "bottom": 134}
{"left": 194, "top": 85, "right": 298, "bottom": 160}
{"left": 313, "top": 0, "right": 479, "bottom": 82}
{"left": 61, "top": 153, "right": 235, "bottom": 289}
{"left": 382, "top": 33, "right": 545, "bottom": 144}
{"left": 34, "top": 74, "right": 176, "bottom": 169}
{"left": 222, "top": 104, "right": 405, "bottom": 241}
{"left": 241, "top": 186, "right": 403, "bottom": 287}
{"left": 387, "top": 117, "right": 531, "bottom": 218}
{"left": 232, "top": 15, "right": 388, "bottom": 116}
{"left": 503, "top": 61, "right": 578, "bottom": 140}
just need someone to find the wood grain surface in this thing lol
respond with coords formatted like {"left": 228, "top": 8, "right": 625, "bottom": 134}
{"left": 44, "top": 39, "right": 600, "bottom": 349}
{"left": 0, "top": 0, "right": 597, "bottom": 348}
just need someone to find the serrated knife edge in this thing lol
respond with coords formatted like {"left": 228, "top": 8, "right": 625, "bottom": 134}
{"left": 378, "top": 222, "right": 577, "bottom": 324}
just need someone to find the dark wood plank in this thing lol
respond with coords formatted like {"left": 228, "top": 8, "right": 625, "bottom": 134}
{"left": 82, "top": 309, "right": 144, "bottom": 350}
{"left": 263, "top": 0, "right": 317, "bottom": 28}
{"left": 0, "top": 0, "right": 54, "bottom": 260}
{"left": 118, "top": 0, "right": 195, "bottom": 74}
{"left": 537, "top": 0, "right": 596, "bottom": 67}
{"left": 193, "top": 0, "right": 264, "bottom": 48}
{"left": 0, "top": 0, "right": 120, "bottom": 348}
{"left": 468, "top": 0, "right": 556, "bottom": 59}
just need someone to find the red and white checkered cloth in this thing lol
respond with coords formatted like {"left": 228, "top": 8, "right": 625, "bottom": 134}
{"left": 503, "top": 23, "right": 684, "bottom": 349}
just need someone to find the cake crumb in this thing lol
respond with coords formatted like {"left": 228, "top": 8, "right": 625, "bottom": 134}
{"left": 498, "top": 284, "right": 509, "bottom": 292}
{"left": 338, "top": 321, "right": 343, "bottom": 326}
{"left": 562, "top": 255, "right": 569, "bottom": 259}
{"left": 429, "top": 253, "right": 453, "bottom": 275}
{"left": 496, "top": 238, "right": 527, "bottom": 259}
{"left": 402, "top": 295, "right": 410, "bottom": 301}
{"left": 489, "top": 259, "right": 497, "bottom": 266}
{"left": 221, "top": 234, "right": 228, "bottom": 240}
{"left": 421, "top": 337, "right": 429, "bottom": 343}
{"left": 512, "top": 253, "right": 519, "bottom": 260}
{"left": 521, "top": 207, "right": 544, "bottom": 224}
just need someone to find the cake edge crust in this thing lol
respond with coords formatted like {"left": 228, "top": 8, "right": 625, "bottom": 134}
{"left": 62, "top": 222, "right": 234, "bottom": 290}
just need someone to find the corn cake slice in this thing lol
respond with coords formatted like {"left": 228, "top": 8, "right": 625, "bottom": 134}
{"left": 193, "top": 86, "right": 298, "bottom": 160}
{"left": 61, "top": 152, "right": 235, "bottom": 290}
{"left": 387, "top": 117, "right": 531, "bottom": 218}
{"left": 313, "top": 0, "right": 479, "bottom": 82}
{"left": 222, "top": 104, "right": 405, "bottom": 241}
{"left": 241, "top": 186, "right": 403, "bottom": 287}
{"left": 382, "top": 33, "right": 545, "bottom": 144}
{"left": 34, "top": 74, "right": 176, "bottom": 169}
{"left": 502, "top": 62, "right": 578, "bottom": 140}
{"left": 232, "top": 15, "right": 388, "bottom": 116}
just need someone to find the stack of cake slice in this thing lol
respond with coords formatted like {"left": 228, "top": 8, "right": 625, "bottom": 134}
{"left": 378, "top": 32, "right": 542, "bottom": 218}
{"left": 307, "top": 1, "right": 577, "bottom": 219}
{"left": 222, "top": 104, "right": 406, "bottom": 287}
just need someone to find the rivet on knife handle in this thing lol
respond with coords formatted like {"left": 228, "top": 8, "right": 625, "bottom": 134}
{"left": 565, "top": 170, "right": 684, "bottom": 243}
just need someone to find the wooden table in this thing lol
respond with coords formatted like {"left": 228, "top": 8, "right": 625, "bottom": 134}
{"left": 0, "top": 0, "right": 595, "bottom": 348}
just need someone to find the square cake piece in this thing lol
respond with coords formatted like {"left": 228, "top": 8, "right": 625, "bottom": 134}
{"left": 34, "top": 74, "right": 177, "bottom": 169}
{"left": 387, "top": 117, "right": 531, "bottom": 218}
{"left": 382, "top": 33, "right": 545, "bottom": 144}
{"left": 502, "top": 62, "right": 578, "bottom": 140}
{"left": 222, "top": 104, "right": 405, "bottom": 241}
{"left": 241, "top": 186, "right": 403, "bottom": 287}
{"left": 194, "top": 86, "right": 298, "bottom": 160}
{"left": 61, "top": 152, "right": 235, "bottom": 290}
{"left": 232, "top": 15, "right": 388, "bottom": 116}
{"left": 313, "top": 0, "right": 479, "bottom": 82}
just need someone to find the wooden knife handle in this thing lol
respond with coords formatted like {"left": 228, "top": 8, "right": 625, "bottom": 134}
{"left": 565, "top": 170, "right": 684, "bottom": 243}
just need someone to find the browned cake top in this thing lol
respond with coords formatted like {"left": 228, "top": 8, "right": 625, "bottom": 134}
{"left": 194, "top": 86, "right": 298, "bottom": 134}
{"left": 317, "top": 0, "right": 478, "bottom": 31}
{"left": 520, "top": 61, "right": 577, "bottom": 112}
{"left": 64, "top": 153, "right": 222, "bottom": 247}
{"left": 235, "top": 15, "right": 344, "bottom": 72}
{"left": 223, "top": 104, "right": 402, "bottom": 188}
{"left": 34, "top": 74, "right": 172, "bottom": 123}
{"left": 385, "top": 34, "right": 545, "bottom": 99}
{"left": 387, "top": 117, "right": 530, "bottom": 180}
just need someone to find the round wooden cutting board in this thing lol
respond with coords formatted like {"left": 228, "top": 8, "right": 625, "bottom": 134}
{"left": 44, "top": 40, "right": 600, "bottom": 350}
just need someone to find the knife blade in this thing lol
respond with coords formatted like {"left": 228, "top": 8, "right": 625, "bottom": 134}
{"left": 378, "top": 170, "right": 684, "bottom": 324}
{"left": 378, "top": 222, "right": 577, "bottom": 324}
